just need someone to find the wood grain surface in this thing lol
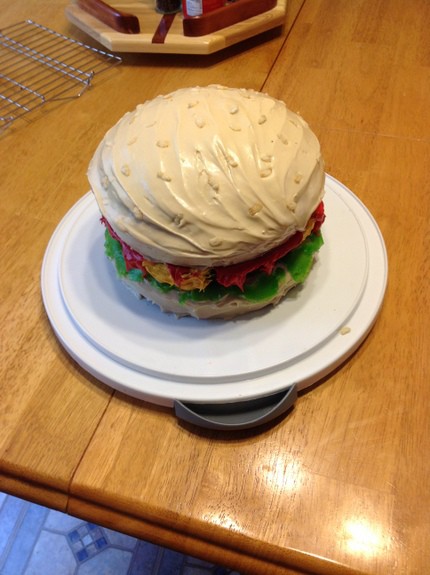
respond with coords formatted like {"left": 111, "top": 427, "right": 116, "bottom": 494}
{"left": 1, "top": 0, "right": 429, "bottom": 573}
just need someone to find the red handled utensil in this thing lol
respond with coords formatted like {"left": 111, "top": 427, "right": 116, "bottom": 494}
{"left": 76, "top": 0, "right": 140, "bottom": 33}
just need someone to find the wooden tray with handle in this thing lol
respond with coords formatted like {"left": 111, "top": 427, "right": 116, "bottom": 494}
{"left": 65, "top": 0, "right": 287, "bottom": 54}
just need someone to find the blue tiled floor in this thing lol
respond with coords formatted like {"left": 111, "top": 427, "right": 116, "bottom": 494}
{"left": 0, "top": 493, "right": 239, "bottom": 575}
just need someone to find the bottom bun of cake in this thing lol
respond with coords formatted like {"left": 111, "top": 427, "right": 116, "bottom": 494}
{"left": 118, "top": 266, "right": 302, "bottom": 320}
{"left": 102, "top": 221, "right": 325, "bottom": 320}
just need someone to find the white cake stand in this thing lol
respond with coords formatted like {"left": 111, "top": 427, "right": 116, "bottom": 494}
{"left": 41, "top": 175, "right": 388, "bottom": 430}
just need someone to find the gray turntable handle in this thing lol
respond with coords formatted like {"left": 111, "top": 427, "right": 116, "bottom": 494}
{"left": 174, "top": 384, "right": 297, "bottom": 431}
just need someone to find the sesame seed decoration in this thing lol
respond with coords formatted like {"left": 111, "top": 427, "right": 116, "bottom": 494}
{"left": 156, "top": 140, "right": 170, "bottom": 148}
{"left": 258, "top": 114, "right": 267, "bottom": 125}
{"left": 248, "top": 202, "right": 263, "bottom": 216}
{"left": 157, "top": 171, "right": 171, "bottom": 182}
{"left": 173, "top": 213, "right": 185, "bottom": 227}
{"left": 208, "top": 174, "right": 219, "bottom": 192}
{"left": 286, "top": 199, "right": 297, "bottom": 212}
{"left": 294, "top": 173, "right": 304, "bottom": 184}
{"left": 209, "top": 237, "right": 222, "bottom": 247}
{"left": 261, "top": 154, "right": 273, "bottom": 163}
{"left": 121, "top": 164, "right": 130, "bottom": 176}
{"left": 260, "top": 168, "right": 272, "bottom": 178}
{"left": 226, "top": 154, "right": 238, "bottom": 168}
{"left": 240, "top": 89, "right": 252, "bottom": 99}
{"left": 194, "top": 116, "right": 206, "bottom": 128}
{"left": 133, "top": 207, "right": 144, "bottom": 220}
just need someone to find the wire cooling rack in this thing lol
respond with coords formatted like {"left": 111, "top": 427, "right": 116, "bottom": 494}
{"left": 0, "top": 20, "right": 122, "bottom": 130}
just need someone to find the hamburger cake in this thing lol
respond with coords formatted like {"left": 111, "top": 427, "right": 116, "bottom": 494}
{"left": 88, "top": 85, "right": 326, "bottom": 320}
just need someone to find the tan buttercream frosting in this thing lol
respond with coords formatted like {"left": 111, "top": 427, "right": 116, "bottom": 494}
{"left": 89, "top": 85, "right": 325, "bottom": 267}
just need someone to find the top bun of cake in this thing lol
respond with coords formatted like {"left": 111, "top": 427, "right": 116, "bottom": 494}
{"left": 88, "top": 85, "right": 324, "bottom": 268}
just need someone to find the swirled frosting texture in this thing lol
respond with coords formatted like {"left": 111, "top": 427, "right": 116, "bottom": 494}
{"left": 89, "top": 85, "right": 325, "bottom": 267}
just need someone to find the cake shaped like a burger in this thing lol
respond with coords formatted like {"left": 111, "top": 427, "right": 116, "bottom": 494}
{"left": 88, "top": 85, "right": 325, "bottom": 320}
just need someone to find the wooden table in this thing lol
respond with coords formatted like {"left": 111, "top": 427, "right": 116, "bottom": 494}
{"left": 1, "top": 1, "right": 429, "bottom": 573}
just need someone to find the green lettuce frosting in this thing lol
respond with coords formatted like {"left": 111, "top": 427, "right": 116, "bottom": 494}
{"left": 104, "top": 229, "right": 323, "bottom": 304}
